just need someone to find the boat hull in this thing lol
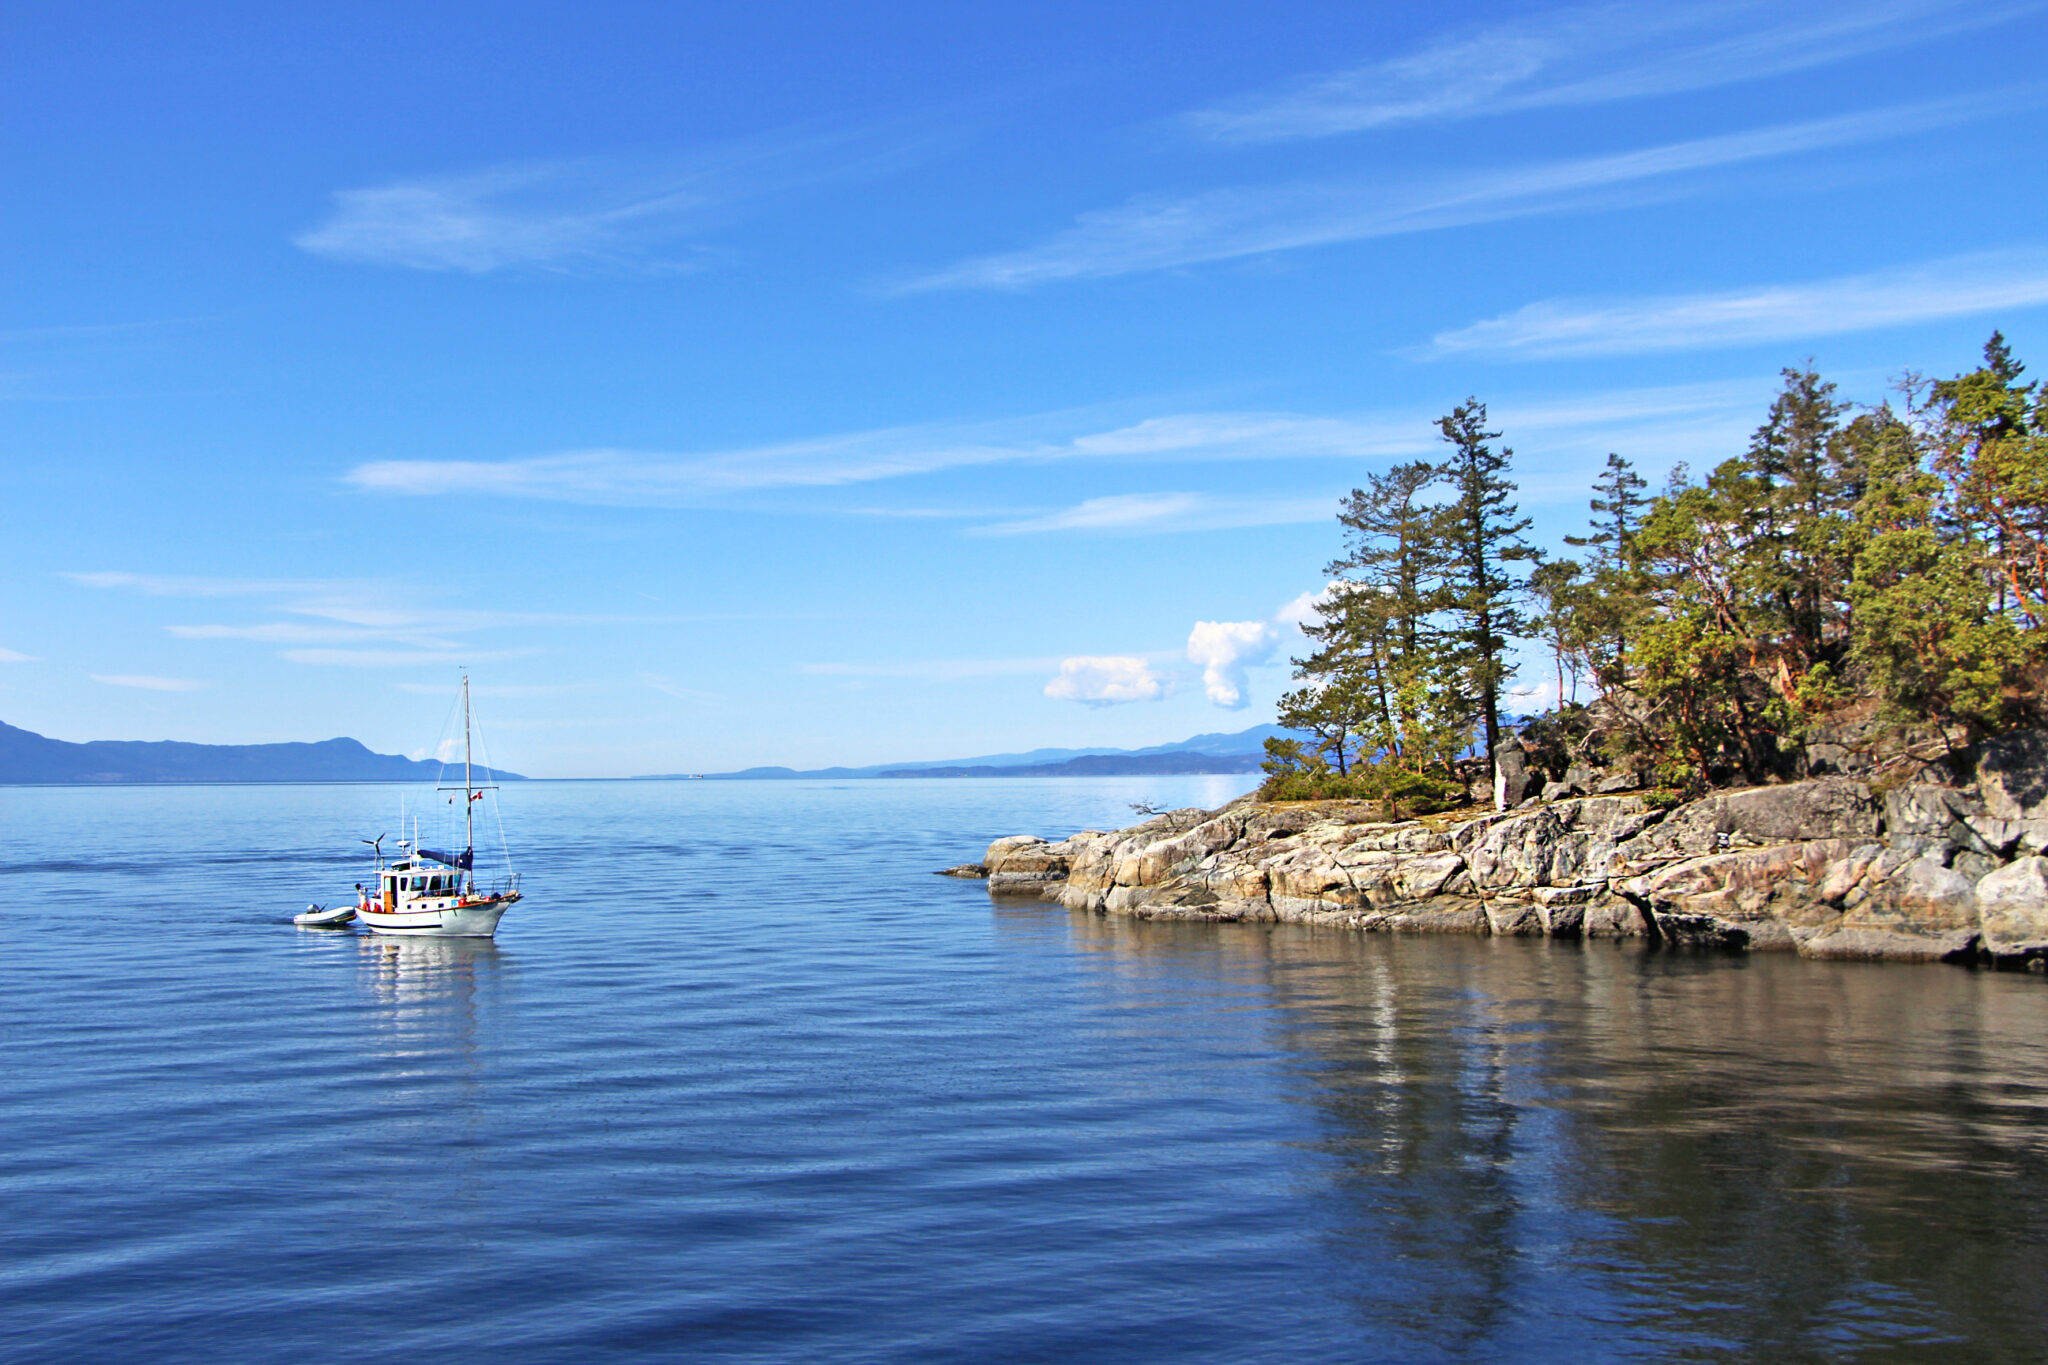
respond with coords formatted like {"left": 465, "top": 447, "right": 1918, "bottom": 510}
{"left": 358, "top": 894, "right": 516, "bottom": 938}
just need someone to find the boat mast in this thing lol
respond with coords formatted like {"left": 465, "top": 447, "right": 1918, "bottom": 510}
{"left": 463, "top": 672, "right": 475, "bottom": 881}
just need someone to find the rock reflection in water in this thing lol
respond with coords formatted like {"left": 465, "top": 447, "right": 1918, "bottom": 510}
{"left": 1052, "top": 910, "right": 2048, "bottom": 1359}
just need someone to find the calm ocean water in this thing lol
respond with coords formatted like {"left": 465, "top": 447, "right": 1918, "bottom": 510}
{"left": 5, "top": 776, "right": 2048, "bottom": 1363}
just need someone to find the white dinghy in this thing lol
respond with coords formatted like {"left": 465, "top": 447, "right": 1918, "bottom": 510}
{"left": 293, "top": 903, "right": 356, "bottom": 927}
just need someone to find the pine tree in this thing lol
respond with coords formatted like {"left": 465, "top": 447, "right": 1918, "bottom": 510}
{"left": 1849, "top": 406, "right": 2029, "bottom": 737}
{"left": 1564, "top": 452, "right": 1648, "bottom": 686}
{"left": 1527, "top": 558, "right": 1585, "bottom": 707}
{"left": 1433, "top": 399, "right": 1538, "bottom": 791}
{"left": 1323, "top": 461, "right": 1468, "bottom": 774}
{"left": 1926, "top": 332, "right": 2048, "bottom": 628}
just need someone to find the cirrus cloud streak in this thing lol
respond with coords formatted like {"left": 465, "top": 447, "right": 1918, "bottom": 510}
{"left": 898, "top": 99, "right": 1998, "bottom": 291}
{"left": 1186, "top": 0, "right": 2030, "bottom": 143}
{"left": 1429, "top": 249, "right": 2048, "bottom": 358}
{"left": 91, "top": 674, "right": 206, "bottom": 692}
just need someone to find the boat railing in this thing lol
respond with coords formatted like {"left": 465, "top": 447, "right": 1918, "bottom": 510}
{"left": 476, "top": 871, "right": 522, "bottom": 899}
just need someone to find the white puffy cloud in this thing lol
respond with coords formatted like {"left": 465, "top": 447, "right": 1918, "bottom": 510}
{"left": 1186, "top": 620, "right": 1281, "bottom": 709}
{"left": 1273, "top": 579, "right": 1366, "bottom": 632}
{"left": 1043, "top": 656, "right": 1167, "bottom": 707}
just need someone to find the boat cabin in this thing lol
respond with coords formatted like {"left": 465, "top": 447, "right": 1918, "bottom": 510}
{"left": 370, "top": 855, "right": 470, "bottom": 911}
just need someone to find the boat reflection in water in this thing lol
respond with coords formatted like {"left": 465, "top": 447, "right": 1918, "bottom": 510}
{"left": 353, "top": 934, "right": 508, "bottom": 1092}
{"left": 356, "top": 934, "right": 506, "bottom": 1029}
{"left": 348, "top": 935, "right": 512, "bottom": 1245}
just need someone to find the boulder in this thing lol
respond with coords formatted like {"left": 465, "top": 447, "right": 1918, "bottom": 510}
{"left": 1843, "top": 854, "right": 1978, "bottom": 934}
{"left": 1620, "top": 840, "right": 1853, "bottom": 929}
{"left": 1484, "top": 898, "right": 1546, "bottom": 936}
{"left": 1976, "top": 856, "right": 2048, "bottom": 954}
{"left": 1799, "top": 927, "right": 1978, "bottom": 962}
{"left": 984, "top": 835, "right": 1050, "bottom": 872}
{"left": 1493, "top": 740, "right": 1534, "bottom": 810}
{"left": 1976, "top": 729, "right": 2048, "bottom": 821}
{"left": 985, "top": 833, "right": 1087, "bottom": 893}
{"left": 1455, "top": 794, "right": 1656, "bottom": 892}
{"left": 1621, "top": 779, "right": 1877, "bottom": 861}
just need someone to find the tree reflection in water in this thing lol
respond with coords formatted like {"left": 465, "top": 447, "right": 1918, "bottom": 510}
{"left": 1055, "top": 912, "right": 2048, "bottom": 1359}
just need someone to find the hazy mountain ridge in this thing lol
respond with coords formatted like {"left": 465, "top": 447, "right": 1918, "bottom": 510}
{"left": 0, "top": 721, "right": 523, "bottom": 784}
{"left": 640, "top": 724, "right": 1292, "bottom": 780}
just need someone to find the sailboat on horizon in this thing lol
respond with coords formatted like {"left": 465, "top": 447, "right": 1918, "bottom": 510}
{"left": 352, "top": 674, "right": 523, "bottom": 938}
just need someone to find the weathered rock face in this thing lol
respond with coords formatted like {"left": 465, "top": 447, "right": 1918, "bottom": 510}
{"left": 956, "top": 730, "right": 2048, "bottom": 969}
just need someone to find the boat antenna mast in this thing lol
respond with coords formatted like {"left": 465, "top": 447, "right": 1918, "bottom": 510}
{"left": 463, "top": 671, "right": 475, "bottom": 891}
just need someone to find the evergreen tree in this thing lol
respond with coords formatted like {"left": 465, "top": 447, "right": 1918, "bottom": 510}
{"left": 1276, "top": 585, "right": 1368, "bottom": 775}
{"left": 1564, "top": 452, "right": 1648, "bottom": 686}
{"left": 1433, "top": 399, "right": 1538, "bottom": 788}
{"left": 1527, "top": 557, "right": 1586, "bottom": 708}
{"left": 1322, "top": 461, "right": 1469, "bottom": 774}
{"left": 1267, "top": 333, "right": 2046, "bottom": 805}
{"left": 1848, "top": 408, "right": 2027, "bottom": 737}
{"left": 1926, "top": 331, "right": 2048, "bottom": 628}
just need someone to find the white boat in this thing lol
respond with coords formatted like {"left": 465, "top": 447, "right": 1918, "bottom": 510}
{"left": 351, "top": 675, "right": 523, "bottom": 939}
{"left": 294, "top": 903, "right": 356, "bottom": 927}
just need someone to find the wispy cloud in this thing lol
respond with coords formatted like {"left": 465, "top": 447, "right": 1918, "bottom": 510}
{"left": 64, "top": 571, "right": 338, "bottom": 597}
{"left": 638, "top": 673, "right": 728, "bottom": 702}
{"left": 0, "top": 647, "right": 40, "bottom": 662}
{"left": 802, "top": 657, "right": 1060, "bottom": 682}
{"left": 1430, "top": 249, "right": 2048, "bottom": 358}
{"left": 296, "top": 128, "right": 932, "bottom": 274}
{"left": 972, "top": 492, "right": 1331, "bottom": 536}
{"left": 1186, "top": 0, "right": 2031, "bottom": 143}
{"left": 344, "top": 377, "right": 1782, "bottom": 514}
{"left": 92, "top": 674, "right": 206, "bottom": 692}
{"left": 347, "top": 409, "right": 1423, "bottom": 504}
{"left": 278, "top": 648, "right": 536, "bottom": 668}
{"left": 899, "top": 99, "right": 1999, "bottom": 290}
{"left": 71, "top": 570, "right": 688, "bottom": 673}
{"left": 166, "top": 621, "right": 463, "bottom": 648}
{"left": 395, "top": 681, "right": 592, "bottom": 697}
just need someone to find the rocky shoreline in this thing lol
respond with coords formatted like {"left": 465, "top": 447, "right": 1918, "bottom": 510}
{"left": 944, "top": 729, "right": 2048, "bottom": 969}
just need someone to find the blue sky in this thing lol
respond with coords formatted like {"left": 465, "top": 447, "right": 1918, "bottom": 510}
{"left": 6, "top": 0, "right": 2048, "bottom": 776}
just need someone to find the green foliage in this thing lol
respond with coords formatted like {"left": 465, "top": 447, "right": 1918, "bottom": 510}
{"left": 1434, "top": 399, "right": 1539, "bottom": 769}
{"left": 1276, "top": 335, "right": 2044, "bottom": 804}
{"left": 1563, "top": 453, "right": 1651, "bottom": 686}
{"left": 1256, "top": 760, "right": 1468, "bottom": 815}
{"left": 1846, "top": 340, "right": 2046, "bottom": 738}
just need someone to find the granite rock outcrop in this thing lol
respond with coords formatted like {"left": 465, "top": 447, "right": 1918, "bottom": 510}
{"left": 961, "top": 732, "right": 2048, "bottom": 969}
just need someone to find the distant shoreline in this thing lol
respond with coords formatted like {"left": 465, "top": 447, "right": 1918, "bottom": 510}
{"left": 0, "top": 771, "right": 1267, "bottom": 789}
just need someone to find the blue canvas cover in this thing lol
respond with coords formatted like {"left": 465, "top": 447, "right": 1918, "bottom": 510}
{"left": 420, "top": 847, "right": 474, "bottom": 870}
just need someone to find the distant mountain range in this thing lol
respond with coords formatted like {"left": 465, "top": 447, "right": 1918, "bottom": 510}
{"left": 0, "top": 721, "right": 523, "bottom": 785}
{"left": 638, "top": 723, "right": 1291, "bottom": 780}
{"left": 0, "top": 716, "right": 1284, "bottom": 784}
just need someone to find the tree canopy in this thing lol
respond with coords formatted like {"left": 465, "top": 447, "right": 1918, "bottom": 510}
{"left": 1265, "top": 336, "right": 2048, "bottom": 807}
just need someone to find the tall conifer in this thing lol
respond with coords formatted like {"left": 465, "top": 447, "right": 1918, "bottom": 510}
{"left": 1434, "top": 399, "right": 1538, "bottom": 788}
